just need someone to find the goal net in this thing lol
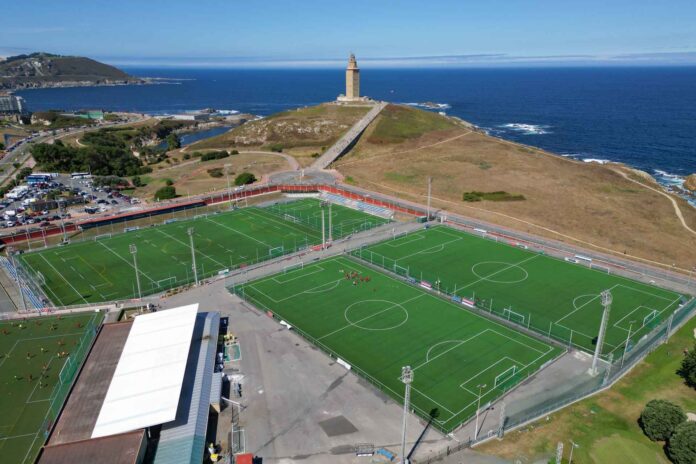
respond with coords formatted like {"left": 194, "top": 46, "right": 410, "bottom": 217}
{"left": 269, "top": 246, "right": 284, "bottom": 258}
{"left": 94, "top": 233, "right": 112, "bottom": 241}
{"left": 642, "top": 309, "right": 658, "bottom": 327}
{"left": 283, "top": 213, "right": 301, "bottom": 224}
{"left": 154, "top": 276, "right": 176, "bottom": 288}
{"left": 393, "top": 264, "right": 409, "bottom": 278}
{"left": 283, "top": 262, "right": 304, "bottom": 274}
{"left": 494, "top": 365, "right": 517, "bottom": 389}
{"left": 503, "top": 307, "right": 525, "bottom": 325}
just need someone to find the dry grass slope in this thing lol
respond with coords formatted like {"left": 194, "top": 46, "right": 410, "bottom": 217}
{"left": 336, "top": 104, "right": 696, "bottom": 270}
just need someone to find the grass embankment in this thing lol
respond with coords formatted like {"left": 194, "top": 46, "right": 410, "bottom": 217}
{"left": 190, "top": 103, "right": 370, "bottom": 167}
{"left": 335, "top": 104, "right": 696, "bottom": 270}
{"left": 478, "top": 317, "right": 696, "bottom": 463}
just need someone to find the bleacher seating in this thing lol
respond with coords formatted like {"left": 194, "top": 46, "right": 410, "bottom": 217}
{"left": 0, "top": 256, "right": 44, "bottom": 310}
{"left": 320, "top": 192, "right": 394, "bottom": 219}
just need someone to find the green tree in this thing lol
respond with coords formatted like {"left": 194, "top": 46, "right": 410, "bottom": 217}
{"left": 234, "top": 172, "right": 256, "bottom": 186}
{"left": 165, "top": 178, "right": 174, "bottom": 186}
{"left": 154, "top": 186, "right": 176, "bottom": 201}
{"left": 0, "top": 141, "right": 5, "bottom": 150}
{"left": 230, "top": 149, "right": 239, "bottom": 155}
{"left": 166, "top": 133, "right": 181, "bottom": 150}
{"left": 677, "top": 342, "right": 696, "bottom": 389}
{"left": 667, "top": 421, "right": 696, "bottom": 464}
{"left": 131, "top": 176, "right": 144, "bottom": 187}
{"left": 640, "top": 399, "right": 686, "bottom": 441}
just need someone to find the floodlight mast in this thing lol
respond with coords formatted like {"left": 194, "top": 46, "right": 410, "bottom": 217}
{"left": 589, "top": 290, "right": 612, "bottom": 376}
{"left": 129, "top": 244, "right": 142, "bottom": 299}
{"left": 188, "top": 227, "right": 198, "bottom": 285}
{"left": 474, "top": 383, "right": 487, "bottom": 440}
{"left": 620, "top": 320, "right": 636, "bottom": 368}
{"left": 400, "top": 366, "right": 413, "bottom": 464}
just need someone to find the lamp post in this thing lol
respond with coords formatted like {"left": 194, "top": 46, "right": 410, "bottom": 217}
{"left": 188, "top": 227, "right": 198, "bottom": 285}
{"left": 620, "top": 320, "right": 636, "bottom": 368}
{"left": 399, "top": 366, "right": 413, "bottom": 464}
{"left": 590, "top": 290, "right": 612, "bottom": 376}
{"left": 474, "top": 383, "right": 487, "bottom": 440}
{"left": 224, "top": 163, "right": 232, "bottom": 201}
{"left": 129, "top": 244, "right": 141, "bottom": 299}
{"left": 568, "top": 440, "right": 579, "bottom": 464}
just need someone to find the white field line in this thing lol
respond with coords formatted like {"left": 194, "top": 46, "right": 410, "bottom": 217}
{"left": 459, "top": 356, "right": 520, "bottom": 394}
{"left": 554, "top": 283, "right": 620, "bottom": 325}
{"left": 616, "top": 283, "right": 675, "bottom": 302}
{"left": 412, "top": 330, "right": 489, "bottom": 371}
{"left": 96, "top": 240, "right": 157, "bottom": 285}
{"left": 316, "top": 293, "right": 426, "bottom": 341}
{"left": 459, "top": 254, "right": 539, "bottom": 291}
{"left": 386, "top": 232, "right": 426, "bottom": 248}
{"left": 272, "top": 265, "right": 326, "bottom": 284}
{"left": 205, "top": 215, "right": 272, "bottom": 247}
{"left": 21, "top": 257, "right": 64, "bottom": 307}
{"left": 392, "top": 236, "right": 463, "bottom": 262}
{"left": 244, "top": 207, "right": 321, "bottom": 240}
{"left": 38, "top": 254, "right": 87, "bottom": 305}
{"left": 153, "top": 228, "right": 227, "bottom": 269}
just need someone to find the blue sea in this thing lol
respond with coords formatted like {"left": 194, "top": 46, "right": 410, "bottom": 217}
{"left": 16, "top": 67, "right": 696, "bottom": 187}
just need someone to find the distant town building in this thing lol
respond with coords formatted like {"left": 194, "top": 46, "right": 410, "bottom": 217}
{"left": 337, "top": 54, "right": 370, "bottom": 103}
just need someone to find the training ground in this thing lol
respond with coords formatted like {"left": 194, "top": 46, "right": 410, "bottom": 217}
{"left": 16, "top": 199, "right": 389, "bottom": 306}
{"left": 0, "top": 312, "right": 101, "bottom": 464}
{"left": 234, "top": 256, "right": 563, "bottom": 433}
{"left": 353, "top": 226, "right": 687, "bottom": 357}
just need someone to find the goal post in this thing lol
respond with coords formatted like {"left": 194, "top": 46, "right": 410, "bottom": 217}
{"left": 269, "top": 246, "right": 284, "bottom": 258}
{"left": 393, "top": 263, "right": 409, "bottom": 278}
{"left": 502, "top": 307, "right": 525, "bottom": 325}
{"left": 642, "top": 309, "right": 658, "bottom": 327}
{"left": 93, "top": 233, "right": 112, "bottom": 241}
{"left": 494, "top": 365, "right": 518, "bottom": 389}
{"left": 283, "top": 262, "right": 304, "bottom": 274}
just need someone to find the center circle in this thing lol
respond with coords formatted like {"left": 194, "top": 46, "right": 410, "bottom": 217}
{"left": 344, "top": 299, "right": 408, "bottom": 331}
{"left": 471, "top": 261, "right": 529, "bottom": 284}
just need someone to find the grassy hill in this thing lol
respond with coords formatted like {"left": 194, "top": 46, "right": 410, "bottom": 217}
{"left": 478, "top": 317, "right": 696, "bottom": 463}
{"left": 190, "top": 103, "right": 370, "bottom": 166}
{"left": 335, "top": 104, "right": 696, "bottom": 271}
{"left": 0, "top": 52, "right": 140, "bottom": 89}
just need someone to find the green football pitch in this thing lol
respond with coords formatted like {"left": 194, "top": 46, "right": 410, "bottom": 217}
{"left": 17, "top": 199, "right": 389, "bottom": 306}
{"left": 353, "top": 226, "right": 688, "bottom": 357}
{"left": 0, "top": 312, "right": 101, "bottom": 464}
{"left": 234, "top": 256, "right": 562, "bottom": 433}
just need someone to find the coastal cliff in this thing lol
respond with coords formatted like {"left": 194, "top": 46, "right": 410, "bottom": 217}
{"left": 685, "top": 174, "right": 696, "bottom": 192}
{"left": 0, "top": 52, "right": 144, "bottom": 90}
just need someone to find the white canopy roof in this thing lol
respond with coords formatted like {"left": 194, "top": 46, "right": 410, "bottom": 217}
{"left": 91, "top": 304, "right": 199, "bottom": 438}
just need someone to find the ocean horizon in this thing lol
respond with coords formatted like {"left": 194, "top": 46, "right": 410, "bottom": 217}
{"left": 15, "top": 66, "right": 696, "bottom": 193}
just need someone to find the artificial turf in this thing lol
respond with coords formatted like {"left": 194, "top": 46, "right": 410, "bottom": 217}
{"left": 352, "top": 226, "right": 688, "bottom": 356}
{"left": 234, "top": 255, "right": 562, "bottom": 433}
{"left": 17, "top": 199, "right": 389, "bottom": 306}
{"left": 0, "top": 312, "right": 102, "bottom": 464}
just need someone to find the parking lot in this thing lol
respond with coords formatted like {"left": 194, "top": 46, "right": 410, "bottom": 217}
{"left": 0, "top": 173, "right": 139, "bottom": 232}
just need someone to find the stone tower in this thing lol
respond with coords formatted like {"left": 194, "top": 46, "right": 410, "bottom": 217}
{"left": 346, "top": 54, "right": 360, "bottom": 100}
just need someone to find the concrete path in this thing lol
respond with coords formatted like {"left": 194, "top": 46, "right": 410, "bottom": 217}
{"left": 310, "top": 102, "right": 387, "bottom": 170}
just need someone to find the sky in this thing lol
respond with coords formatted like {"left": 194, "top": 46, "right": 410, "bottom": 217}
{"left": 2, "top": 0, "right": 696, "bottom": 67}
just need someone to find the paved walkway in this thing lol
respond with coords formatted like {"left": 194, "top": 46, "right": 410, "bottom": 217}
{"left": 310, "top": 102, "right": 387, "bottom": 170}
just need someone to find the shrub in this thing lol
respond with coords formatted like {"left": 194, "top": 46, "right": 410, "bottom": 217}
{"left": 677, "top": 342, "right": 696, "bottom": 389}
{"left": 462, "top": 192, "right": 482, "bottom": 202}
{"left": 269, "top": 144, "right": 283, "bottom": 153}
{"left": 234, "top": 172, "right": 256, "bottom": 186}
{"left": 207, "top": 168, "right": 224, "bottom": 178}
{"left": 201, "top": 150, "right": 229, "bottom": 162}
{"left": 640, "top": 399, "right": 686, "bottom": 441}
{"left": 139, "top": 166, "right": 153, "bottom": 174}
{"left": 131, "top": 176, "right": 144, "bottom": 187}
{"left": 183, "top": 153, "right": 191, "bottom": 160}
{"left": 154, "top": 186, "right": 176, "bottom": 201}
{"left": 667, "top": 421, "right": 696, "bottom": 464}
{"left": 311, "top": 152, "right": 320, "bottom": 158}
{"left": 230, "top": 149, "right": 239, "bottom": 155}
{"left": 165, "top": 178, "right": 174, "bottom": 186}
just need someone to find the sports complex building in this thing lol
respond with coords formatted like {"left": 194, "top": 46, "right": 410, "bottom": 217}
{"left": 1, "top": 183, "right": 695, "bottom": 462}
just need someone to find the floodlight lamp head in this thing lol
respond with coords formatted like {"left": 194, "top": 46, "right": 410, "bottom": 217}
{"left": 400, "top": 366, "right": 413, "bottom": 384}
{"left": 600, "top": 290, "right": 612, "bottom": 306}
{"left": 129, "top": 244, "right": 137, "bottom": 254}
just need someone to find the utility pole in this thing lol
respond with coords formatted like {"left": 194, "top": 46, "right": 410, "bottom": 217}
{"left": 568, "top": 440, "right": 579, "bottom": 464}
{"left": 620, "top": 320, "right": 636, "bottom": 369}
{"left": 474, "top": 383, "right": 487, "bottom": 440}
{"left": 328, "top": 202, "right": 333, "bottom": 242}
{"left": 224, "top": 163, "right": 232, "bottom": 201}
{"left": 129, "top": 244, "right": 142, "bottom": 299}
{"left": 400, "top": 366, "right": 413, "bottom": 464}
{"left": 589, "top": 290, "right": 612, "bottom": 376}
{"left": 321, "top": 208, "right": 326, "bottom": 249}
{"left": 426, "top": 177, "right": 432, "bottom": 220}
{"left": 188, "top": 227, "right": 198, "bottom": 285}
